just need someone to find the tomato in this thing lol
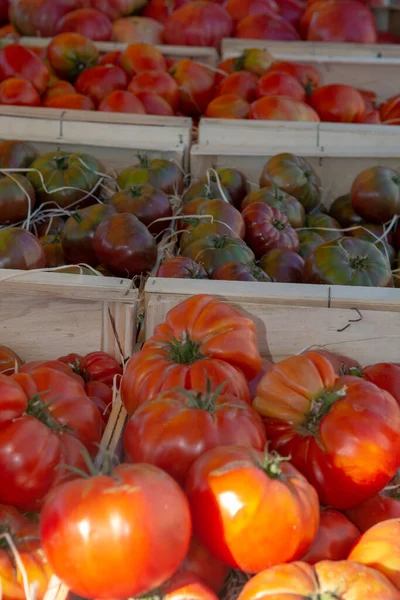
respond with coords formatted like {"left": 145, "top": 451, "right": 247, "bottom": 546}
{"left": 143, "top": 0, "right": 190, "bottom": 23}
{"left": 80, "top": 351, "right": 123, "bottom": 387}
{"left": 304, "top": 0, "right": 377, "bottom": 42}
{"left": 85, "top": 380, "right": 112, "bottom": 425}
{"left": 0, "top": 368, "right": 103, "bottom": 510}
{"left": 0, "top": 174, "right": 35, "bottom": 225}
{"left": 124, "top": 387, "right": 266, "bottom": 484}
{"left": 43, "top": 92, "right": 95, "bottom": 110}
{"left": 28, "top": 151, "right": 103, "bottom": 209}
{"left": 250, "top": 96, "right": 320, "bottom": 122}
{"left": 163, "top": 1, "right": 234, "bottom": 48}
{"left": 260, "top": 153, "right": 322, "bottom": 212}
{"left": 179, "top": 537, "right": 229, "bottom": 593}
{"left": 112, "top": 15, "right": 164, "bottom": 44}
{"left": 230, "top": 49, "right": 274, "bottom": 78}
{"left": 83, "top": 0, "right": 148, "bottom": 21}
{"left": 361, "top": 363, "right": 400, "bottom": 406}
{"left": 348, "top": 224, "right": 395, "bottom": 266}
{"left": 128, "top": 70, "right": 179, "bottom": 109}
{"left": 236, "top": 13, "right": 301, "bottom": 40}
{"left": 133, "top": 91, "right": 174, "bottom": 115}
{"left": 99, "top": 50, "right": 122, "bottom": 68}
{"left": 226, "top": 0, "right": 279, "bottom": 21}
{"left": 329, "top": 193, "right": 364, "bottom": 228}
{"left": 0, "top": 228, "right": 45, "bottom": 270}
{"left": 0, "top": 78, "right": 40, "bottom": 107}
{"left": 380, "top": 94, "right": 400, "bottom": 123}
{"left": 117, "top": 156, "right": 184, "bottom": 195}
{"left": 243, "top": 202, "right": 299, "bottom": 258}
{"left": 40, "top": 463, "right": 191, "bottom": 599}
{"left": 9, "top": 0, "right": 81, "bottom": 37}
{"left": 277, "top": 0, "right": 306, "bottom": 28}
{"left": 259, "top": 248, "right": 305, "bottom": 283}
{"left": 75, "top": 65, "right": 128, "bottom": 106}
{"left": 159, "top": 573, "right": 219, "bottom": 600}
{"left": 216, "top": 71, "right": 258, "bottom": 102}
{"left": 61, "top": 204, "right": 116, "bottom": 266}
{"left": 304, "top": 237, "right": 392, "bottom": 286}
{"left": 93, "top": 213, "right": 157, "bottom": 277}
{"left": 157, "top": 256, "right": 209, "bottom": 279}
{"left": 0, "top": 140, "right": 38, "bottom": 169}
{"left": 39, "top": 234, "right": 68, "bottom": 268}
{"left": 97, "top": 89, "right": 145, "bottom": 113}
{"left": 110, "top": 184, "right": 172, "bottom": 234}
{"left": 254, "top": 352, "right": 400, "bottom": 509}
{"left": 268, "top": 62, "right": 320, "bottom": 93}
{"left": 242, "top": 185, "right": 305, "bottom": 228}
{"left": 351, "top": 167, "right": 400, "bottom": 223}
{"left": 186, "top": 445, "right": 319, "bottom": 572}
{"left": 257, "top": 71, "right": 306, "bottom": 102}
{"left": 359, "top": 110, "right": 381, "bottom": 124}
{"left": 0, "top": 504, "right": 52, "bottom": 600}
{"left": 238, "top": 561, "right": 400, "bottom": 600}
{"left": 348, "top": 519, "right": 400, "bottom": 589}
{"left": 0, "top": 44, "right": 50, "bottom": 94}
{"left": 212, "top": 261, "right": 271, "bottom": 281}
{"left": 180, "top": 197, "right": 245, "bottom": 248}
{"left": 301, "top": 508, "right": 360, "bottom": 564}
{"left": 213, "top": 168, "right": 250, "bottom": 208}
{"left": 42, "top": 80, "right": 76, "bottom": 103}
{"left": 0, "top": 345, "right": 23, "bottom": 375}
{"left": 309, "top": 84, "right": 365, "bottom": 123}
{"left": 121, "top": 294, "right": 261, "bottom": 414}
{"left": 183, "top": 180, "right": 232, "bottom": 206}
{"left": 21, "top": 359, "right": 84, "bottom": 384}
{"left": 297, "top": 230, "right": 332, "bottom": 260}
{"left": 57, "top": 8, "right": 113, "bottom": 41}
{"left": 305, "top": 212, "right": 343, "bottom": 240}
{"left": 120, "top": 42, "right": 166, "bottom": 76}
{"left": 47, "top": 33, "right": 99, "bottom": 81}
{"left": 312, "top": 349, "right": 361, "bottom": 377}
{"left": 36, "top": 215, "right": 65, "bottom": 238}
{"left": 170, "top": 59, "right": 215, "bottom": 117}
{"left": 0, "top": 24, "right": 19, "bottom": 40}
{"left": 182, "top": 234, "right": 255, "bottom": 276}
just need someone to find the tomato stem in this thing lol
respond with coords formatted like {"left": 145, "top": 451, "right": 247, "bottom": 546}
{"left": 304, "top": 386, "right": 347, "bottom": 435}
{"left": 261, "top": 448, "right": 292, "bottom": 479}
{"left": 177, "top": 379, "right": 227, "bottom": 412}
{"left": 163, "top": 332, "right": 205, "bottom": 365}
{"left": 26, "top": 394, "right": 70, "bottom": 432}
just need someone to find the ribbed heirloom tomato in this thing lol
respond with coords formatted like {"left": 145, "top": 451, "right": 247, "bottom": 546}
{"left": 124, "top": 386, "right": 266, "bottom": 484}
{"left": 121, "top": 294, "right": 262, "bottom": 414}
{"left": 186, "top": 445, "right": 319, "bottom": 572}
{"left": 40, "top": 463, "right": 191, "bottom": 599}
{"left": 253, "top": 351, "right": 400, "bottom": 509}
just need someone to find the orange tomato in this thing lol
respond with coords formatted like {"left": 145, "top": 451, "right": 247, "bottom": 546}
{"left": 98, "top": 90, "right": 146, "bottom": 113}
{"left": 216, "top": 70, "right": 258, "bottom": 102}
{"left": 128, "top": 70, "right": 179, "bottom": 109}
{"left": 250, "top": 95, "right": 320, "bottom": 121}
{"left": 206, "top": 94, "right": 250, "bottom": 119}
{"left": 256, "top": 71, "right": 306, "bottom": 101}
{"left": 0, "top": 78, "right": 40, "bottom": 106}
{"left": 309, "top": 84, "right": 366, "bottom": 122}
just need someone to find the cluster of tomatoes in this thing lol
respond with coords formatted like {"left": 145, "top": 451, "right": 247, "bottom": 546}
{"left": 3, "top": 295, "right": 400, "bottom": 599}
{"left": 157, "top": 153, "right": 400, "bottom": 288}
{"left": 0, "top": 37, "right": 400, "bottom": 125}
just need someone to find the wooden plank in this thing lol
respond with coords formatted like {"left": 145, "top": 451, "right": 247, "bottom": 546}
{"left": 145, "top": 279, "right": 400, "bottom": 365}
{"left": 18, "top": 37, "right": 219, "bottom": 66}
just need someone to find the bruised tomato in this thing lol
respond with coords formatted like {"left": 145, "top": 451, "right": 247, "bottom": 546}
{"left": 256, "top": 71, "right": 306, "bottom": 101}
{"left": 75, "top": 65, "right": 128, "bottom": 106}
{"left": 128, "top": 70, "right": 179, "bottom": 109}
{"left": 0, "top": 78, "right": 40, "bottom": 107}
{"left": 309, "top": 84, "right": 365, "bottom": 123}
{"left": 206, "top": 94, "right": 250, "bottom": 119}
{"left": 98, "top": 90, "right": 146, "bottom": 113}
{"left": 250, "top": 95, "right": 320, "bottom": 121}
{"left": 216, "top": 71, "right": 258, "bottom": 102}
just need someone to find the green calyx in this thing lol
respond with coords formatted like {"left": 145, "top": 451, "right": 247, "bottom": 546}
{"left": 272, "top": 219, "right": 286, "bottom": 231}
{"left": 164, "top": 331, "right": 205, "bottom": 365}
{"left": 53, "top": 155, "right": 69, "bottom": 171}
{"left": 128, "top": 185, "right": 145, "bottom": 198}
{"left": 72, "top": 211, "right": 84, "bottom": 224}
{"left": 138, "top": 153, "right": 150, "bottom": 169}
{"left": 258, "top": 445, "right": 292, "bottom": 480}
{"left": 303, "top": 386, "right": 347, "bottom": 435}
{"left": 178, "top": 380, "right": 227, "bottom": 413}
{"left": 26, "top": 394, "right": 68, "bottom": 432}
{"left": 308, "top": 593, "right": 341, "bottom": 600}
{"left": 349, "top": 255, "right": 368, "bottom": 271}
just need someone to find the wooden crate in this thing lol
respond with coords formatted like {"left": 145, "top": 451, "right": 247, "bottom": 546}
{"left": 191, "top": 119, "right": 400, "bottom": 206}
{"left": 371, "top": 3, "right": 400, "bottom": 38}
{"left": 222, "top": 39, "right": 400, "bottom": 101}
{"left": 145, "top": 277, "right": 400, "bottom": 365}
{"left": 0, "top": 271, "right": 138, "bottom": 600}
{"left": 0, "top": 106, "right": 191, "bottom": 171}
{"left": 18, "top": 37, "right": 219, "bottom": 67}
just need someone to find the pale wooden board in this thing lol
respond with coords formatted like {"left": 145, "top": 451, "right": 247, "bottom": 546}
{"left": 146, "top": 279, "right": 400, "bottom": 365}
{"left": 19, "top": 38, "right": 219, "bottom": 67}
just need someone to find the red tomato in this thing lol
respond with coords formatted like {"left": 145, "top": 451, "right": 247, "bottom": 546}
{"left": 225, "top": 0, "right": 279, "bottom": 21}
{"left": 143, "top": 0, "right": 191, "bottom": 23}
{"left": 358, "top": 88, "right": 377, "bottom": 108}
{"left": 78, "top": 351, "right": 123, "bottom": 386}
{"left": 303, "top": 0, "right": 377, "bottom": 42}
{"left": 124, "top": 387, "right": 266, "bottom": 485}
{"left": 236, "top": 13, "right": 301, "bottom": 40}
{"left": 301, "top": 508, "right": 360, "bottom": 564}
{"left": 40, "top": 463, "right": 192, "bottom": 599}
{"left": 75, "top": 65, "right": 128, "bottom": 106}
{"left": 268, "top": 61, "right": 320, "bottom": 92}
{"left": 128, "top": 70, "right": 179, "bottom": 109}
{"left": 120, "top": 42, "right": 167, "bottom": 76}
{"left": 121, "top": 294, "right": 261, "bottom": 414}
{"left": 309, "top": 84, "right": 365, "bottom": 123}
{"left": 359, "top": 363, "right": 400, "bottom": 406}
{"left": 348, "top": 519, "right": 400, "bottom": 589}
{"left": 206, "top": 94, "right": 250, "bottom": 119}
{"left": 163, "top": 1, "right": 234, "bottom": 48}
{"left": 57, "top": 8, "right": 113, "bottom": 41}
{"left": 157, "top": 256, "right": 208, "bottom": 278}
{"left": 179, "top": 536, "right": 230, "bottom": 593}
{"left": 345, "top": 486, "right": 400, "bottom": 533}
{"left": 359, "top": 110, "right": 381, "bottom": 124}
{"left": 216, "top": 71, "right": 258, "bottom": 102}
{"left": 47, "top": 32, "right": 99, "bottom": 81}
{"left": 21, "top": 358, "right": 84, "bottom": 385}
{"left": 254, "top": 352, "right": 400, "bottom": 509}
{"left": 133, "top": 91, "right": 174, "bottom": 115}
{"left": 0, "top": 78, "right": 40, "bottom": 107}
{"left": 0, "top": 504, "right": 52, "bottom": 600}
{"left": 99, "top": 50, "right": 122, "bottom": 68}
{"left": 161, "top": 573, "right": 219, "bottom": 600}
{"left": 42, "top": 80, "right": 76, "bottom": 103}
{"left": 250, "top": 95, "right": 320, "bottom": 121}
{"left": 256, "top": 71, "right": 306, "bottom": 101}
{"left": 277, "top": 0, "right": 306, "bottom": 27}
{"left": 98, "top": 90, "right": 146, "bottom": 113}
{"left": 186, "top": 445, "right": 319, "bottom": 572}
{"left": 85, "top": 380, "right": 113, "bottom": 425}
{"left": 112, "top": 16, "right": 164, "bottom": 45}
{"left": 0, "top": 44, "right": 50, "bottom": 94}
{"left": 380, "top": 94, "right": 400, "bottom": 123}
{"left": 43, "top": 93, "right": 95, "bottom": 110}
{"left": 0, "top": 368, "right": 103, "bottom": 510}
{"left": 170, "top": 59, "right": 215, "bottom": 117}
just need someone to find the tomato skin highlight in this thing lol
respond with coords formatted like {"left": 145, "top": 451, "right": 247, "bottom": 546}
{"left": 40, "top": 463, "right": 192, "bottom": 600}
